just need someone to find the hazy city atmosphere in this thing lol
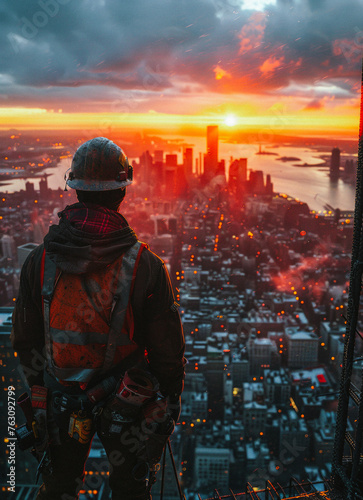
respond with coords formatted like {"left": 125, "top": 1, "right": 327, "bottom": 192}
{"left": 1, "top": 0, "right": 363, "bottom": 498}
{"left": 0, "top": 125, "right": 361, "bottom": 498}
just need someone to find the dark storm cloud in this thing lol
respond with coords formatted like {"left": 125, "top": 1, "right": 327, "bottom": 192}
{"left": 262, "top": 0, "right": 363, "bottom": 83}
{"left": 0, "top": 0, "right": 362, "bottom": 109}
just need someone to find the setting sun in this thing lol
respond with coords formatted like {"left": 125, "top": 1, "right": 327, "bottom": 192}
{"left": 224, "top": 114, "right": 237, "bottom": 127}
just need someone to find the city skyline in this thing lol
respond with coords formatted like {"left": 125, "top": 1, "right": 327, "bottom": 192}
{"left": 0, "top": 126, "right": 358, "bottom": 211}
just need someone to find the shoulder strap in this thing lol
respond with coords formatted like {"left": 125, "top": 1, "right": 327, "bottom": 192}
{"left": 102, "top": 241, "right": 145, "bottom": 372}
{"left": 41, "top": 251, "right": 60, "bottom": 377}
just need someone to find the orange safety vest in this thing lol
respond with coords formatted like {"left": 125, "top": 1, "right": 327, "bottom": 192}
{"left": 41, "top": 241, "right": 145, "bottom": 384}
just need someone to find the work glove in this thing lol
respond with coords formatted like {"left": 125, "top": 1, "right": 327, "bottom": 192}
{"left": 167, "top": 395, "right": 181, "bottom": 424}
{"left": 31, "top": 386, "right": 49, "bottom": 458}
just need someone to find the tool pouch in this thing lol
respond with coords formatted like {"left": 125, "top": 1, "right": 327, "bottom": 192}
{"left": 132, "top": 398, "right": 175, "bottom": 481}
{"left": 51, "top": 392, "right": 72, "bottom": 429}
{"left": 68, "top": 411, "right": 93, "bottom": 444}
{"left": 31, "top": 386, "right": 49, "bottom": 454}
{"left": 15, "top": 423, "right": 35, "bottom": 451}
{"left": 143, "top": 416, "right": 175, "bottom": 468}
{"left": 31, "top": 386, "right": 48, "bottom": 411}
{"left": 97, "top": 398, "right": 141, "bottom": 438}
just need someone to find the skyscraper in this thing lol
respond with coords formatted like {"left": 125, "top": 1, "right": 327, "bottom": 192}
{"left": 154, "top": 150, "right": 164, "bottom": 163}
{"left": 228, "top": 158, "right": 247, "bottom": 195}
{"left": 25, "top": 181, "right": 35, "bottom": 199}
{"left": 330, "top": 147, "right": 340, "bottom": 179}
{"left": 39, "top": 176, "right": 48, "bottom": 199}
{"left": 205, "top": 125, "right": 219, "bottom": 178}
{"left": 183, "top": 147, "right": 193, "bottom": 178}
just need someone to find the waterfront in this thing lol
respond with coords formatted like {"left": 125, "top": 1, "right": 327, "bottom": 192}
{"left": 0, "top": 141, "right": 357, "bottom": 212}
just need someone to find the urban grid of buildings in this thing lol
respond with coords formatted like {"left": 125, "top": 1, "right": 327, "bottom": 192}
{"left": 0, "top": 127, "right": 361, "bottom": 499}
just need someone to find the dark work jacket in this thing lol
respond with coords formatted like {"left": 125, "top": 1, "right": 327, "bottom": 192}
{"left": 11, "top": 203, "right": 185, "bottom": 397}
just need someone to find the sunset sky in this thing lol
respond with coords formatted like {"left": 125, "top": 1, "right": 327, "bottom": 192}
{"left": 0, "top": 0, "right": 362, "bottom": 137}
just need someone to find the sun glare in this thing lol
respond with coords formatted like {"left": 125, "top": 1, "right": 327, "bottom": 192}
{"left": 224, "top": 114, "right": 237, "bottom": 127}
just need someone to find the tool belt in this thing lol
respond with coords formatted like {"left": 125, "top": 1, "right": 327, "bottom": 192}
{"left": 51, "top": 392, "right": 94, "bottom": 444}
{"left": 50, "top": 373, "right": 119, "bottom": 443}
{"left": 50, "top": 367, "right": 175, "bottom": 484}
{"left": 51, "top": 367, "right": 161, "bottom": 444}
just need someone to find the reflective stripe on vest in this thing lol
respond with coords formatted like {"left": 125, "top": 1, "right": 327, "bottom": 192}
{"left": 41, "top": 241, "right": 144, "bottom": 383}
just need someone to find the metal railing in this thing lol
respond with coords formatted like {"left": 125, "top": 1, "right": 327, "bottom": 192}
{"left": 198, "top": 479, "right": 337, "bottom": 500}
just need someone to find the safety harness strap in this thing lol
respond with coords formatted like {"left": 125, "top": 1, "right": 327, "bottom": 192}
{"left": 41, "top": 252, "right": 59, "bottom": 380}
{"left": 102, "top": 240, "right": 144, "bottom": 372}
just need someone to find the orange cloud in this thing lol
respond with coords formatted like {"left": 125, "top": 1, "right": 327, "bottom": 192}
{"left": 213, "top": 65, "right": 232, "bottom": 80}
{"left": 238, "top": 12, "right": 266, "bottom": 54}
{"left": 260, "top": 56, "right": 284, "bottom": 75}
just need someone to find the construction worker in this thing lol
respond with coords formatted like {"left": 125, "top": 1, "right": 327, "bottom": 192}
{"left": 11, "top": 137, "right": 185, "bottom": 500}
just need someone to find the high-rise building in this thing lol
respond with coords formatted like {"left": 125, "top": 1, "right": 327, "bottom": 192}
{"left": 164, "top": 155, "right": 177, "bottom": 198}
{"left": 1, "top": 234, "right": 16, "bottom": 259}
{"left": 165, "top": 154, "right": 178, "bottom": 167}
{"left": 330, "top": 147, "right": 340, "bottom": 179}
{"left": 205, "top": 125, "right": 218, "bottom": 178}
{"left": 154, "top": 150, "right": 163, "bottom": 163}
{"left": 17, "top": 243, "right": 38, "bottom": 268}
{"left": 249, "top": 170, "right": 265, "bottom": 194}
{"left": 183, "top": 147, "right": 193, "bottom": 178}
{"left": 164, "top": 154, "right": 188, "bottom": 199}
{"left": 287, "top": 331, "right": 319, "bottom": 368}
{"left": 206, "top": 351, "right": 224, "bottom": 420}
{"left": 153, "top": 151, "right": 164, "bottom": 196}
{"left": 313, "top": 410, "right": 339, "bottom": 466}
{"left": 266, "top": 174, "right": 273, "bottom": 194}
{"left": 244, "top": 401, "right": 268, "bottom": 437}
{"left": 39, "top": 176, "right": 48, "bottom": 198}
{"left": 25, "top": 181, "right": 35, "bottom": 198}
{"left": 232, "top": 359, "right": 249, "bottom": 387}
{"left": 194, "top": 447, "right": 230, "bottom": 491}
{"left": 216, "top": 159, "right": 225, "bottom": 180}
{"left": 228, "top": 158, "right": 247, "bottom": 194}
{"left": 263, "top": 368, "right": 291, "bottom": 405}
{"left": 139, "top": 150, "right": 153, "bottom": 185}
{"left": 247, "top": 336, "right": 277, "bottom": 376}
{"left": 199, "top": 152, "right": 203, "bottom": 175}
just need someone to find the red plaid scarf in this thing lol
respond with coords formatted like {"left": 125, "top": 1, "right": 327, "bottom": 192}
{"left": 62, "top": 203, "right": 128, "bottom": 234}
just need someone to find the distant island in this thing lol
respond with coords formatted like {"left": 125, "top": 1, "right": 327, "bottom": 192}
{"left": 293, "top": 162, "right": 328, "bottom": 167}
{"left": 293, "top": 163, "right": 325, "bottom": 168}
{"left": 290, "top": 154, "right": 329, "bottom": 168}
{"left": 277, "top": 156, "right": 301, "bottom": 162}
